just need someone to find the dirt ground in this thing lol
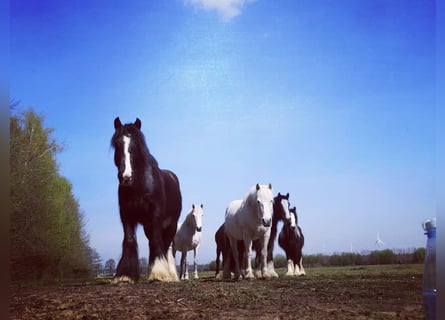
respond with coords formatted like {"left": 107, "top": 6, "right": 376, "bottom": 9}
{"left": 10, "top": 265, "right": 425, "bottom": 320}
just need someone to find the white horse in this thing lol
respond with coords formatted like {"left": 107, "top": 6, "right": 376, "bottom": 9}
{"left": 173, "top": 204, "right": 203, "bottom": 280}
{"left": 224, "top": 183, "right": 274, "bottom": 280}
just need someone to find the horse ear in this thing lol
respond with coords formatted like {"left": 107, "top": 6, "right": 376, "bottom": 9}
{"left": 135, "top": 118, "right": 142, "bottom": 129}
{"left": 256, "top": 184, "right": 260, "bottom": 191}
{"left": 200, "top": 204, "right": 203, "bottom": 208}
{"left": 192, "top": 204, "right": 195, "bottom": 209}
{"left": 268, "top": 183, "right": 272, "bottom": 189}
{"left": 286, "top": 193, "right": 289, "bottom": 199}
{"left": 278, "top": 192, "right": 281, "bottom": 197}
{"left": 114, "top": 117, "right": 122, "bottom": 129}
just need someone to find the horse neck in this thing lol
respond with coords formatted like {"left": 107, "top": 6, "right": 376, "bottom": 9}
{"left": 132, "top": 142, "right": 159, "bottom": 184}
{"left": 184, "top": 211, "right": 196, "bottom": 230}
{"left": 270, "top": 210, "right": 280, "bottom": 239}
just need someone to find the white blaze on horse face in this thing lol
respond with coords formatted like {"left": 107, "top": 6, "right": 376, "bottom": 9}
{"left": 290, "top": 211, "right": 297, "bottom": 228}
{"left": 193, "top": 205, "right": 203, "bottom": 232}
{"left": 281, "top": 198, "right": 291, "bottom": 221}
{"left": 122, "top": 135, "right": 132, "bottom": 180}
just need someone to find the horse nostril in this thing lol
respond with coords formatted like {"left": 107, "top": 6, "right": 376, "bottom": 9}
{"left": 120, "top": 175, "right": 132, "bottom": 185}
{"left": 196, "top": 227, "right": 202, "bottom": 232}
{"left": 262, "top": 219, "right": 271, "bottom": 227}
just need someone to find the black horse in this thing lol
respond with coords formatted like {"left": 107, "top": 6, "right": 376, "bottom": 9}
{"left": 264, "top": 192, "right": 292, "bottom": 277}
{"left": 111, "top": 117, "right": 182, "bottom": 282}
{"left": 278, "top": 206, "right": 305, "bottom": 276}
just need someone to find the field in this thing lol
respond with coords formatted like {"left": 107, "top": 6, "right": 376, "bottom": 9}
{"left": 10, "top": 264, "right": 425, "bottom": 320}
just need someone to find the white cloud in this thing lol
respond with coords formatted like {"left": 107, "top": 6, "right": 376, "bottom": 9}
{"left": 185, "top": 0, "right": 256, "bottom": 21}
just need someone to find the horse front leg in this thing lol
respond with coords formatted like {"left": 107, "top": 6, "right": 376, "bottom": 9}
{"left": 193, "top": 246, "right": 199, "bottom": 279}
{"left": 144, "top": 223, "right": 179, "bottom": 282}
{"left": 244, "top": 239, "right": 254, "bottom": 279}
{"left": 294, "top": 251, "right": 305, "bottom": 276}
{"left": 285, "top": 249, "right": 294, "bottom": 276}
{"left": 114, "top": 222, "right": 139, "bottom": 283}
{"left": 260, "top": 234, "right": 271, "bottom": 279}
{"left": 298, "top": 256, "right": 306, "bottom": 275}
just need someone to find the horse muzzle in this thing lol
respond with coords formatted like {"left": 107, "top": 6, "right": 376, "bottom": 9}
{"left": 262, "top": 218, "right": 271, "bottom": 227}
{"left": 119, "top": 175, "right": 133, "bottom": 186}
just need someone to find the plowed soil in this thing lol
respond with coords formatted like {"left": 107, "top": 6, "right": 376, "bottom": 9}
{"left": 10, "top": 265, "right": 425, "bottom": 319}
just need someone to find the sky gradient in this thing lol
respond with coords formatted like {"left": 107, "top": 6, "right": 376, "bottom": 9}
{"left": 10, "top": 0, "right": 436, "bottom": 265}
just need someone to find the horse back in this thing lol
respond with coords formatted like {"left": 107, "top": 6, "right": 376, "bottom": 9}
{"left": 224, "top": 200, "right": 244, "bottom": 240}
{"left": 160, "top": 169, "right": 182, "bottom": 229}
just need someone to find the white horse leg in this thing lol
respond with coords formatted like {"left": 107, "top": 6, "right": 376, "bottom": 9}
{"left": 167, "top": 245, "right": 178, "bottom": 280}
{"left": 267, "top": 260, "right": 279, "bottom": 278}
{"left": 193, "top": 247, "right": 199, "bottom": 279}
{"left": 286, "top": 259, "right": 294, "bottom": 276}
{"left": 293, "top": 261, "right": 301, "bottom": 276}
{"left": 261, "top": 235, "right": 271, "bottom": 279}
{"left": 184, "top": 253, "right": 189, "bottom": 280}
{"left": 244, "top": 240, "right": 254, "bottom": 279}
{"left": 299, "top": 256, "right": 306, "bottom": 276}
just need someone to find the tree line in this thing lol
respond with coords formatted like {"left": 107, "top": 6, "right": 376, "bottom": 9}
{"left": 204, "top": 247, "right": 425, "bottom": 271}
{"left": 10, "top": 106, "right": 95, "bottom": 281}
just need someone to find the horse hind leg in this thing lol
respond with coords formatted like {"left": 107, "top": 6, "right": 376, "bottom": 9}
{"left": 215, "top": 248, "right": 221, "bottom": 279}
{"left": 180, "top": 252, "right": 189, "bottom": 280}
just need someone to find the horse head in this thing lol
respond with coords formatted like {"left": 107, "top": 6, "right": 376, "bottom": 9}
{"left": 274, "top": 192, "right": 291, "bottom": 224}
{"left": 288, "top": 206, "right": 297, "bottom": 230}
{"left": 111, "top": 117, "right": 144, "bottom": 187}
{"left": 255, "top": 183, "right": 274, "bottom": 227}
{"left": 191, "top": 204, "right": 204, "bottom": 232}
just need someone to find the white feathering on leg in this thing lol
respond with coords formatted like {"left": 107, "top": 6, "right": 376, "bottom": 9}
{"left": 148, "top": 253, "right": 179, "bottom": 282}
{"left": 267, "top": 260, "right": 279, "bottom": 278}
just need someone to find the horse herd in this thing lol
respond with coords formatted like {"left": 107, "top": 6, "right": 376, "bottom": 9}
{"left": 111, "top": 117, "right": 305, "bottom": 283}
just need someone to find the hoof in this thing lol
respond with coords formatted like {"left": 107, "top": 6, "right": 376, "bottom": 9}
{"left": 269, "top": 270, "right": 279, "bottom": 278}
{"left": 112, "top": 275, "right": 135, "bottom": 284}
{"left": 245, "top": 272, "right": 255, "bottom": 280}
{"left": 267, "top": 261, "right": 279, "bottom": 278}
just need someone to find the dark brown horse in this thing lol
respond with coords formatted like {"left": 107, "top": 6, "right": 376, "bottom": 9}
{"left": 111, "top": 117, "right": 182, "bottom": 282}
{"left": 278, "top": 206, "right": 305, "bottom": 276}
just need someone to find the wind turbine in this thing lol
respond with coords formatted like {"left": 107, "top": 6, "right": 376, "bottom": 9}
{"left": 375, "top": 233, "right": 385, "bottom": 247}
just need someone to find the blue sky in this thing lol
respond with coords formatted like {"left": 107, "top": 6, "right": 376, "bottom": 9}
{"left": 10, "top": 0, "right": 436, "bottom": 265}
